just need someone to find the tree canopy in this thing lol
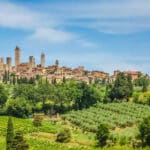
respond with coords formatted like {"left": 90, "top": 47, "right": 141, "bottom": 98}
{"left": 109, "top": 73, "right": 133, "bottom": 101}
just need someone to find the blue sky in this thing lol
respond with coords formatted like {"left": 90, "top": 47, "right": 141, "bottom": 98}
{"left": 0, "top": 0, "right": 150, "bottom": 75}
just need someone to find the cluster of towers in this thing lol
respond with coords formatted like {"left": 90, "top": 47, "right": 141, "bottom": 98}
{"left": 0, "top": 46, "right": 46, "bottom": 72}
{"left": 0, "top": 56, "right": 12, "bottom": 71}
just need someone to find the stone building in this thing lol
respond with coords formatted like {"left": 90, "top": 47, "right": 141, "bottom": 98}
{"left": 0, "top": 46, "right": 114, "bottom": 83}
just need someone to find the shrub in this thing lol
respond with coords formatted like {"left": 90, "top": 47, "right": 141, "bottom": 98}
{"left": 12, "top": 131, "right": 29, "bottom": 150}
{"left": 0, "top": 84, "right": 8, "bottom": 106}
{"left": 96, "top": 123, "right": 109, "bottom": 147}
{"left": 6, "top": 98, "right": 32, "bottom": 118}
{"left": 119, "top": 136, "right": 127, "bottom": 145}
{"left": 6, "top": 117, "right": 14, "bottom": 150}
{"left": 33, "top": 115, "right": 43, "bottom": 127}
{"left": 109, "top": 134, "right": 117, "bottom": 144}
{"left": 56, "top": 128, "right": 71, "bottom": 143}
{"left": 138, "top": 116, "right": 150, "bottom": 146}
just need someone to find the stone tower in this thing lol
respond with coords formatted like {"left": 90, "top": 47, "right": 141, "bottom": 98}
{"left": 29, "top": 56, "right": 35, "bottom": 68}
{"left": 15, "top": 46, "right": 20, "bottom": 67}
{"left": 0, "top": 58, "right": 4, "bottom": 71}
{"left": 6, "top": 57, "right": 12, "bottom": 71}
{"left": 41, "top": 53, "right": 45, "bottom": 67}
{"left": 55, "top": 59, "right": 59, "bottom": 66}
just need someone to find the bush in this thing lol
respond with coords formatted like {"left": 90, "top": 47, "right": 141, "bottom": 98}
{"left": 33, "top": 115, "right": 43, "bottom": 127}
{"left": 96, "top": 123, "right": 109, "bottom": 147}
{"left": 109, "top": 134, "right": 117, "bottom": 144}
{"left": 12, "top": 131, "right": 29, "bottom": 150}
{"left": 132, "top": 91, "right": 150, "bottom": 105}
{"left": 0, "top": 108, "right": 7, "bottom": 115}
{"left": 119, "top": 136, "right": 127, "bottom": 145}
{"left": 0, "top": 84, "right": 8, "bottom": 106}
{"left": 56, "top": 128, "right": 71, "bottom": 143}
{"left": 138, "top": 116, "right": 150, "bottom": 146}
{"left": 6, "top": 98, "right": 32, "bottom": 118}
{"left": 6, "top": 117, "right": 14, "bottom": 150}
{"left": 32, "top": 102, "right": 43, "bottom": 113}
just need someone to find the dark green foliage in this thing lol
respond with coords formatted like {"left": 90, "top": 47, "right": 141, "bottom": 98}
{"left": 134, "top": 76, "right": 150, "bottom": 92}
{"left": 36, "top": 84, "right": 51, "bottom": 105}
{"left": 109, "top": 73, "right": 133, "bottom": 100}
{"left": 28, "top": 77, "right": 36, "bottom": 85}
{"left": 62, "top": 77, "right": 66, "bottom": 83}
{"left": 12, "top": 132, "right": 29, "bottom": 150}
{"left": 56, "top": 128, "right": 71, "bottom": 143}
{"left": 16, "top": 77, "right": 36, "bottom": 85}
{"left": 3, "top": 70, "right": 9, "bottom": 83}
{"left": 33, "top": 115, "right": 43, "bottom": 127}
{"left": 35, "top": 75, "right": 40, "bottom": 80}
{"left": 74, "top": 82, "right": 101, "bottom": 110}
{"left": 138, "top": 116, "right": 150, "bottom": 146}
{"left": 42, "top": 103, "right": 52, "bottom": 115}
{"left": 0, "top": 84, "right": 8, "bottom": 106}
{"left": 96, "top": 123, "right": 109, "bottom": 147}
{"left": 13, "top": 84, "right": 37, "bottom": 104}
{"left": 12, "top": 75, "right": 16, "bottom": 85}
{"left": 7, "top": 98, "right": 31, "bottom": 118}
{"left": 52, "top": 78, "right": 57, "bottom": 84}
{"left": 6, "top": 117, "right": 14, "bottom": 150}
{"left": 12, "top": 80, "right": 103, "bottom": 114}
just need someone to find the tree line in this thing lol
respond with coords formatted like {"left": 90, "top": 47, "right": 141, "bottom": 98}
{"left": 0, "top": 72, "right": 150, "bottom": 118}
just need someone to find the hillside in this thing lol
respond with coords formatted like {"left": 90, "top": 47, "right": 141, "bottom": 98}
{"left": 1, "top": 102, "right": 150, "bottom": 150}
{"left": 63, "top": 102, "right": 150, "bottom": 132}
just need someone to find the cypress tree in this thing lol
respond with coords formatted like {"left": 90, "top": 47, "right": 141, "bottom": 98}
{"left": 96, "top": 123, "right": 109, "bottom": 147}
{"left": 3, "top": 70, "right": 7, "bottom": 83}
{"left": 6, "top": 117, "right": 14, "bottom": 150}
{"left": 12, "top": 132, "right": 29, "bottom": 150}
{"left": 12, "top": 75, "right": 16, "bottom": 85}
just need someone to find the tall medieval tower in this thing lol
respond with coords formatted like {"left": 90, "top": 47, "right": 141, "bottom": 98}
{"left": 6, "top": 57, "right": 12, "bottom": 71}
{"left": 0, "top": 58, "right": 4, "bottom": 71}
{"left": 15, "top": 46, "right": 20, "bottom": 67}
{"left": 41, "top": 53, "right": 45, "bottom": 67}
{"left": 29, "top": 56, "right": 35, "bottom": 68}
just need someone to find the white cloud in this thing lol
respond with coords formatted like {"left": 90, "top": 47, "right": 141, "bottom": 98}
{"left": 29, "top": 28, "right": 75, "bottom": 43}
{"left": 0, "top": 2, "right": 76, "bottom": 43}
{"left": 0, "top": 1, "right": 99, "bottom": 45}
{"left": 1, "top": 0, "right": 150, "bottom": 39}
{"left": 0, "top": 2, "right": 56, "bottom": 29}
{"left": 76, "top": 39, "right": 98, "bottom": 48}
{"left": 42, "top": 0, "right": 150, "bottom": 34}
{"left": 47, "top": 0, "right": 150, "bottom": 19}
{"left": 87, "top": 21, "right": 150, "bottom": 34}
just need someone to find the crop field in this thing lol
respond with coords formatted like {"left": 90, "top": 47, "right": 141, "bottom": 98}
{"left": 0, "top": 116, "right": 97, "bottom": 150}
{"left": 63, "top": 102, "right": 150, "bottom": 132}
{"left": 0, "top": 103, "right": 150, "bottom": 149}
{"left": 0, "top": 116, "right": 61, "bottom": 136}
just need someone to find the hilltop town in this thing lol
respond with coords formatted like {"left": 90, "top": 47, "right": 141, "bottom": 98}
{"left": 0, "top": 46, "right": 143, "bottom": 83}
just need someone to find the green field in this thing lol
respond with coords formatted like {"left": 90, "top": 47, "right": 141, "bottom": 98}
{"left": 63, "top": 102, "right": 150, "bottom": 132}
{"left": 0, "top": 102, "right": 150, "bottom": 149}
